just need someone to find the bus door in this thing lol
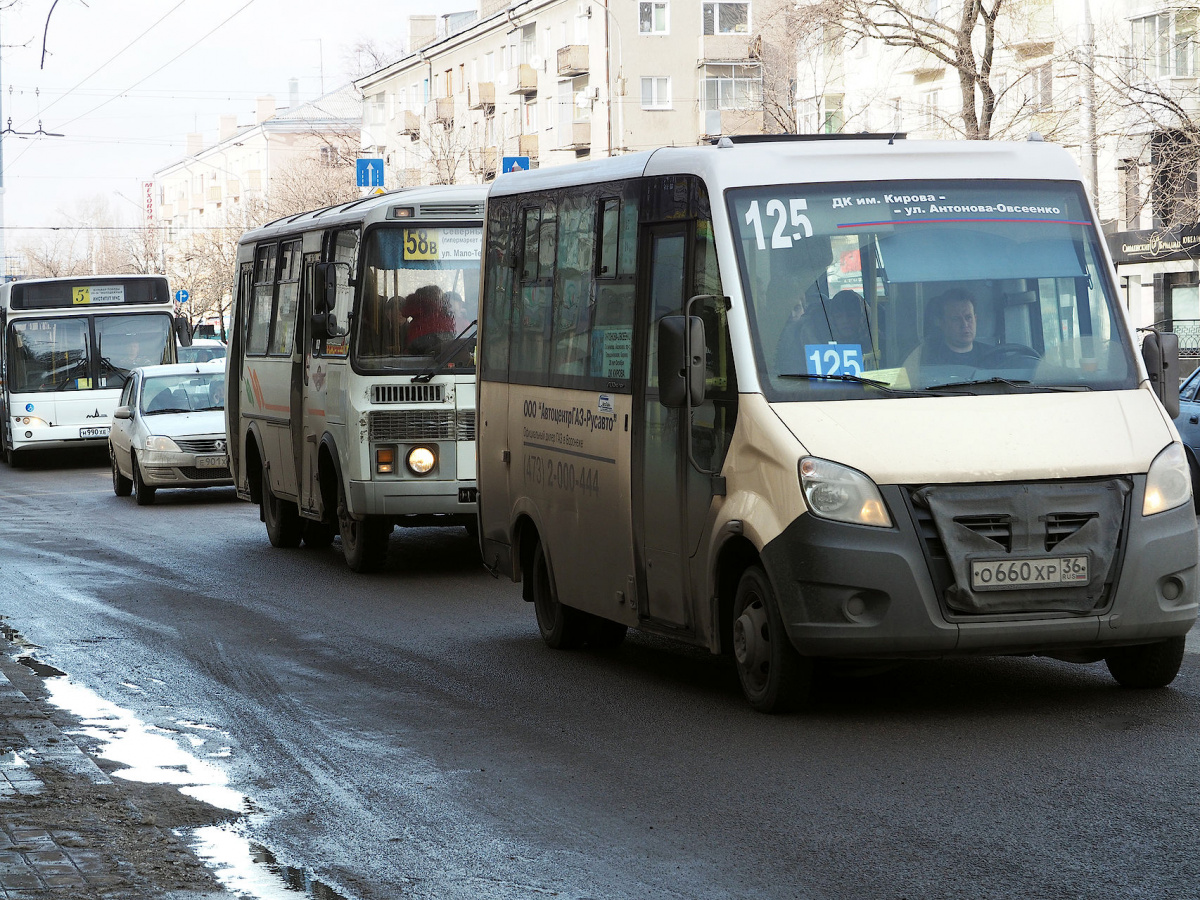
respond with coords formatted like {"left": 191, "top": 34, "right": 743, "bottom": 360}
{"left": 294, "top": 250, "right": 321, "bottom": 517}
{"left": 229, "top": 261, "right": 252, "bottom": 497}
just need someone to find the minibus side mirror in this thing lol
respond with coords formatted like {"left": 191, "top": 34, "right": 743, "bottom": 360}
{"left": 658, "top": 315, "right": 707, "bottom": 409}
{"left": 113, "top": 406, "right": 132, "bottom": 420}
{"left": 312, "top": 262, "right": 346, "bottom": 342}
{"left": 174, "top": 317, "right": 192, "bottom": 347}
{"left": 1142, "top": 329, "right": 1181, "bottom": 419}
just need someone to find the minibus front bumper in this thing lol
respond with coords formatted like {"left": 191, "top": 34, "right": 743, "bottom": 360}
{"left": 759, "top": 478, "right": 1198, "bottom": 659}
{"left": 349, "top": 478, "right": 479, "bottom": 517}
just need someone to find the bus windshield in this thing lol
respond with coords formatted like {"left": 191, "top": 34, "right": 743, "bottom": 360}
{"left": 355, "top": 224, "right": 482, "bottom": 372}
{"left": 8, "top": 313, "right": 172, "bottom": 393}
{"left": 727, "top": 179, "right": 1137, "bottom": 401}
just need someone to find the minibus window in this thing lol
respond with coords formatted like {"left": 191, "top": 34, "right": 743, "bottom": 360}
{"left": 728, "top": 179, "right": 1137, "bottom": 400}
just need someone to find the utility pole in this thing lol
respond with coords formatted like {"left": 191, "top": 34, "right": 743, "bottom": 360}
{"left": 0, "top": 8, "right": 7, "bottom": 282}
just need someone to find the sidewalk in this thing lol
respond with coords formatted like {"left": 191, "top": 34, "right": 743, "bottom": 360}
{"left": 0, "top": 643, "right": 236, "bottom": 900}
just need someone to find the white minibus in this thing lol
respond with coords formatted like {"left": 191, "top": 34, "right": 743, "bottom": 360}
{"left": 476, "top": 135, "right": 1198, "bottom": 711}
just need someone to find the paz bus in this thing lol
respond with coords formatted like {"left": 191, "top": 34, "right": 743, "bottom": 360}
{"left": 227, "top": 185, "right": 485, "bottom": 572}
{"left": 475, "top": 135, "right": 1198, "bottom": 712}
{"left": 0, "top": 274, "right": 185, "bottom": 466}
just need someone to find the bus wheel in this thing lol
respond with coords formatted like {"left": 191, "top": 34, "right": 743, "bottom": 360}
{"left": 1105, "top": 636, "right": 1186, "bottom": 689}
{"left": 336, "top": 480, "right": 390, "bottom": 572}
{"left": 531, "top": 539, "right": 587, "bottom": 649}
{"left": 5, "top": 445, "right": 22, "bottom": 468}
{"left": 261, "top": 461, "right": 302, "bottom": 548}
{"left": 302, "top": 521, "right": 336, "bottom": 548}
{"left": 732, "top": 567, "right": 812, "bottom": 713}
{"left": 111, "top": 448, "right": 132, "bottom": 497}
{"left": 132, "top": 457, "right": 156, "bottom": 506}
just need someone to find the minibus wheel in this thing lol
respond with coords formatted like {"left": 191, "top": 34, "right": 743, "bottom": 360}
{"left": 336, "top": 478, "right": 390, "bottom": 572}
{"left": 732, "top": 567, "right": 812, "bottom": 713}
{"left": 261, "top": 460, "right": 302, "bottom": 548}
{"left": 1104, "top": 636, "right": 1186, "bottom": 689}
{"left": 531, "top": 539, "right": 587, "bottom": 649}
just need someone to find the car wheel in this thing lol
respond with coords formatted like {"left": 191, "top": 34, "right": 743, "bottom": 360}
{"left": 132, "top": 457, "right": 156, "bottom": 506}
{"left": 111, "top": 447, "right": 132, "bottom": 497}
{"left": 732, "top": 566, "right": 813, "bottom": 713}
{"left": 336, "top": 476, "right": 389, "bottom": 572}
{"left": 261, "top": 459, "right": 302, "bottom": 548}
{"left": 1105, "top": 636, "right": 1186, "bottom": 689}
{"left": 531, "top": 538, "right": 588, "bottom": 649}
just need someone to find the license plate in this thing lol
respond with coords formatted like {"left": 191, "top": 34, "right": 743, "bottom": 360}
{"left": 971, "top": 556, "right": 1089, "bottom": 590}
{"left": 79, "top": 426, "right": 109, "bottom": 439}
{"left": 195, "top": 454, "right": 227, "bottom": 469}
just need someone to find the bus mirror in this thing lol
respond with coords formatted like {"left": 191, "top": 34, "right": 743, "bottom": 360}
{"left": 1143, "top": 329, "right": 1181, "bottom": 418}
{"left": 174, "top": 316, "right": 193, "bottom": 347}
{"left": 314, "top": 263, "right": 331, "bottom": 314}
{"left": 311, "top": 313, "right": 331, "bottom": 342}
{"left": 658, "top": 316, "right": 707, "bottom": 408}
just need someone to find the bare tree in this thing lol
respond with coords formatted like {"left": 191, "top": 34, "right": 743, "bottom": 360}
{"left": 343, "top": 38, "right": 407, "bottom": 80}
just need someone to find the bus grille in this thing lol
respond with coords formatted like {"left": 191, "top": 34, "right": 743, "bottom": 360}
{"left": 456, "top": 409, "right": 476, "bottom": 442}
{"left": 372, "top": 383, "right": 445, "bottom": 404}
{"left": 370, "top": 410, "right": 456, "bottom": 441}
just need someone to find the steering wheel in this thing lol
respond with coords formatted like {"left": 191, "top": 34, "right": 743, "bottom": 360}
{"left": 978, "top": 343, "right": 1040, "bottom": 368}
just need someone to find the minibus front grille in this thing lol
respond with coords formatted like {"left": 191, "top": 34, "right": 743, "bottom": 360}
{"left": 372, "top": 383, "right": 445, "bottom": 404}
{"left": 1045, "top": 513, "right": 1098, "bottom": 551}
{"left": 954, "top": 515, "right": 1012, "bottom": 552}
{"left": 369, "top": 410, "right": 456, "bottom": 441}
{"left": 456, "top": 409, "right": 476, "bottom": 442}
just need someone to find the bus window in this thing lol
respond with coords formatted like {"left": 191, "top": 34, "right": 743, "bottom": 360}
{"left": 248, "top": 244, "right": 276, "bottom": 356}
{"left": 8, "top": 319, "right": 89, "bottom": 392}
{"left": 271, "top": 240, "right": 302, "bottom": 356}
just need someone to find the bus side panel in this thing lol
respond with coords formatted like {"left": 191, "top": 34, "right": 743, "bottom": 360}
{"left": 510, "top": 384, "right": 637, "bottom": 626}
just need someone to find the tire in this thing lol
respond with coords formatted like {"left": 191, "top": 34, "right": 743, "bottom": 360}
{"left": 132, "top": 457, "right": 156, "bottom": 506}
{"left": 261, "top": 460, "right": 303, "bottom": 548}
{"left": 1105, "top": 636, "right": 1186, "bottom": 689}
{"left": 336, "top": 478, "right": 390, "bottom": 572}
{"left": 732, "top": 566, "right": 813, "bottom": 713}
{"left": 302, "top": 520, "right": 337, "bottom": 548}
{"left": 5, "top": 443, "right": 22, "bottom": 468}
{"left": 531, "top": 539, "right": 588, "bottom": 649}
{"left": 111, "top": 448, "right": 132, "bottom": 497}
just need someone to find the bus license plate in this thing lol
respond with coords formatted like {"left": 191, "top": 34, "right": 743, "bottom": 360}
{"left": 971, "top": 556, "right": 1089, "bottom": 590}
{"left": 195, "top": 454, "right": 227, "bottom": 469}
{"left": 79, "top": 426, "right": 109, "bottom": 439}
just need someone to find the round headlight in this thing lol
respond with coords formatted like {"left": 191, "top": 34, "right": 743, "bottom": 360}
{"left": 407, "top": 446, "right": 436, "bottom": 475}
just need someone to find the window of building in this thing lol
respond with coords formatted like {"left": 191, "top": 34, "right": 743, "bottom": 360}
{"left": 639, "top": 1, "right": 669, "bottom": 34}
{"left": 484, "top": 51, "right": 495, "bottom": 81}
{"left": 1121, "top": 160, "right": 1141, "bottom": 230}
{"left": 641, "top": 76, "right": 671, "bottom": 109}
{"left": 921, "top": 89, "right": 940, "bottom": 130}
{"left": 701, "top": 64, "right": 761, "bottom": 110}
{"left": 822, "top": 94, "right": 843, "bottom": 133}
{"left": 702, "top": 2, "right": 749, "bottom": 35}
{"left": 1133, "top": 11, "right": 1197, "bottom": 78}
{"left": 1026, "top": 63, "right": 1052, "bottom": 109}
{"left": 890, "top": 97, "right": 902, "bottom": 131}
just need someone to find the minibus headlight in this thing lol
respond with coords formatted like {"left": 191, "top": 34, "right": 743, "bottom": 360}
{"left": 799, "top": 457, "right": 892, "bottom": 528}
{"left": 1143, "top": 442, "right": 1192, "bottom": 516}
{"left": 145, "top": 435, "right": 181, "bottom": 452}
{"left": 407, "top": 446, "right": 436, "bottom": 475}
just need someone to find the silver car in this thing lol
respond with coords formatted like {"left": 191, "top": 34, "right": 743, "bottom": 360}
{"left": 108, "top": 361, "right": 231, "bottom": 505}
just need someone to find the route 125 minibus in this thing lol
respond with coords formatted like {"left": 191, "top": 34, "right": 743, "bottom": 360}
{"left": 476, "top": 135, "right": 1197, "bottom": 712}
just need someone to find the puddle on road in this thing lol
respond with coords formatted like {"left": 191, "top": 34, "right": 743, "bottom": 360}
{"left": 11, "top": 645, "right": 354, "bottom": 900}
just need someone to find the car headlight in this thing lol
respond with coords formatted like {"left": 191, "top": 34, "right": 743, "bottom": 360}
{"left": 407, "top": 446, "right": 436, "bottom": 475}
{"left": 1143, "top": 442, "right": 1192, "bottom": 516}
{"left": 145, "top": 435, "right": 181, "bottom": 452}
{"left": 799, "top": 457, "right": 892, "bottom": 527}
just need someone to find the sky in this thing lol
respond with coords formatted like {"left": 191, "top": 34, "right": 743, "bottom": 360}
{"left": 0, "top": 0, "right": 446, "bottom": 244}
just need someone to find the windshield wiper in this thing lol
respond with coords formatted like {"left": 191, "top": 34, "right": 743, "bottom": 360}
{"left": 922, "top": 377, "right": 1090, "bottom": 393}
{"left": 411, "top": 320, "right": 477, "bottom": 384}
{"left": 193, "top": 405, "right": 224, "bottom": 411}
{"left": 144, "top": 407, "right": 191, "bottom": 415}
{"left": 777, "top": 372, "right": 920, "bottom": 395}
{"left": 54, "top": 358, "right": 91, "bottom": 390}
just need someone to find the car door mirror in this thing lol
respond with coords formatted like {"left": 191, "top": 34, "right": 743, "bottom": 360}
{"left": 113, "top": 406, "right": 133, "bottom": 420}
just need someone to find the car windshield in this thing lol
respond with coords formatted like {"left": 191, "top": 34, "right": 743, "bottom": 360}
{"left": 727, "top": 179, "right": 1137, "bottom": 401}
{"left": 354, "top": 224, "right": 481, "bottom": 372}
{"left": 140, "top": 372, "right": 225, "bottom": 414}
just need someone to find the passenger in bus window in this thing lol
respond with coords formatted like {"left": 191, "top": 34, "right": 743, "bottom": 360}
{"left": 403, "top": 285, "right": 455, "bottom": 354}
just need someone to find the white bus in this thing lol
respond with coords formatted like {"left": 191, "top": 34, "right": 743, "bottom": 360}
{"left": 227, "top": 185, "right": 485, "bottom": 572}
{"left": 476, "top": 135, "right": 1198, "bottom": 712}
{"left": 0, "top": 275, "right": 184, "bottom": 466}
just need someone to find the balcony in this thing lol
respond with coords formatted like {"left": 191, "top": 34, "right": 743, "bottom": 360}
{"left": 509, "top": 63, "right": 538, "bottom": 95}
{"left": 468, "top": 81, "right": 495, "bottom": 110}
{"left": 469, "top": 147, "right": 497, "bottom": 175}
{"left": 557, "top": 45, "right": 589, "bottom": 77}
{"left": 207, "top": 185, "right": 222, "bottom": 202}
{"left": 159, "top": 203, "right": 173, "bottom": 219}
{"left": 400, "top": 110, "right": 421, "bottom": 136}
{"left": 518, "top": 133, "right": 539, "bottom": 159}
{"left": 432, "top": 97, "right": 455, "bottom": 124}
{"left": 561, "top": 121, "right": 590, "bottom": 150}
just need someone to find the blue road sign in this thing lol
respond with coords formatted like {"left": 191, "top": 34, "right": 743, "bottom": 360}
{"left": 175, "top": 289, "right": 189, "bottom": 304}
{"left": 502, "top": 156, "right": 530, "bottom": 174}
{"left": 356, "top": 158, "right": 385, "bottom": 188}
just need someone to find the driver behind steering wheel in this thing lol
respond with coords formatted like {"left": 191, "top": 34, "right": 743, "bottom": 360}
{"left": 904, "top": 288, "right": 989, "bottom": 370}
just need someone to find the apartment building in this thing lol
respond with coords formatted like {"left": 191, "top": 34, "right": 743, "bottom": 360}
{"left": 355, "top": 0, "right": 792, "bottom": 185}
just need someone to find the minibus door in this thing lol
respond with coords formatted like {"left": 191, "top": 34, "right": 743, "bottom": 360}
{"left": 294, "top": 252, "right": 323, "bottom": 516}
{"left": 636, "top": 224, "right": 696, "bottom": 631}
{"left": 228, "top": 261, "right": 252, "bottom": 496}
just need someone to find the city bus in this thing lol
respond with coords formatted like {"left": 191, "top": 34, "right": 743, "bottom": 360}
{"left": 227, "top": 185, "right": 485, "bottom": 572}
{"left": 475, "top": 135, "right": 1198, "bottom": 712}
{"left": 0, "top": 274, "right": 185, "bottom": 466}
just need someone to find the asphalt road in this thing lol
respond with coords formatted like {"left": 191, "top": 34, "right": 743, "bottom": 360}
{"left": 2, "top": 449, "right": 1199, "bottom": 900}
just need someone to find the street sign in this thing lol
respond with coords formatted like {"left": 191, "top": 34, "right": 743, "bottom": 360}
{"left": 175, "top": 289, "right": 189, "bottom": 304}
{"left": 502, "top": 156, "right": 530, "bottom": 174}
{"left": 356, "top": 158, "right": 385, "bottom": 188}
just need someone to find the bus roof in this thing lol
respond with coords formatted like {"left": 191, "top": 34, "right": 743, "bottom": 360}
{"left": 487, "top": 136, "right": 1087, "bottom": 198}
{"left": 238, "top": 182, "right": 489, "bottom": 245}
